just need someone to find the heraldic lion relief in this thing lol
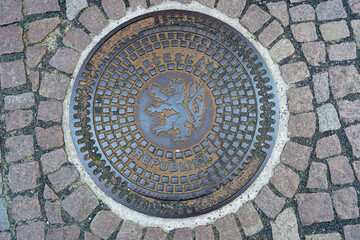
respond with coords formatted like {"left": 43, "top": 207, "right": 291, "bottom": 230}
{"left": 146, "top": 79, "right": 204, "bottom": 143}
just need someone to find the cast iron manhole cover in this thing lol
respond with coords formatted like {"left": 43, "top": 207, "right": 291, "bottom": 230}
{"left": 70, "top": 10, "right": 279, "bottom": 218}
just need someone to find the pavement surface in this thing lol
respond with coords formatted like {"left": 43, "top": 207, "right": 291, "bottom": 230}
{"left": 1, "top": 0, "right": 360, "bottom": 239}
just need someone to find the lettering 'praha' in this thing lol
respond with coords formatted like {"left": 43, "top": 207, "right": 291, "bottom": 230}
{"left": 70, "top": 10, "right": 279, "bottom": 217}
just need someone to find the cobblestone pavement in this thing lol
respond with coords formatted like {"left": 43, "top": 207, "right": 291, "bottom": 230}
{"left": 1, "top": 0, "right": 360, "bottom": 239}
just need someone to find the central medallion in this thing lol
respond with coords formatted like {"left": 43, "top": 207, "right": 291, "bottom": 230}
{"left": 70, "top": 10, "right": 279, "bottom": 218}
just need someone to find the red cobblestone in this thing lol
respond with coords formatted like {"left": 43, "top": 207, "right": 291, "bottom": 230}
{"left": 315, "top": 134, "right": 341, "bottom": 159}
{"left": 79, "top": 6, "right": 109, "bottom": 35}
{"left": 91, "top": 211, "right": 121, "bottom": 239}
{"left": 39, "top": 73, "right": 70, "bottom": 100}
{"left": 4, "top": 92, "right": 35, "bottom": 111}
{"left": 84, "top": 231, "right": 101, "bottom": 240}
{"left": 305, "top": 233, "right": 341, "bottom": 240}
{"left": 46, "top": 225, "right": 81, "bottom": 240}
{"left": 306, "top": 162, "right": 328, "bottom": 190}
{"left": 289, "top": 4, "right": 315, "bottom": 22}
{"left": 0, "top": 60, "right": 26, "bottom": 89}
{"left": 269, "top": 39, "right": 295, "bottom": 63}
{"left": 270, "top": 164, "right": 300, "bottom": 198}
{"left": 47, "top": 165, "right": 79, "bottom": 192}
{"left": 255, "top": 185, "right": 285, "bottom": 218}
{"left": 16, "top": 222, "right": 44, "bottom": 240}
{"left": 37, "top": 100, "right": 63, "bottom": 122}
{"left": 44, "top": 184, "right": 58, "bottom": 200}
{"left": 316, "top": 0, "right": 347, "bottom": 21}
{"left": 49, "top": 47, "right": 80, "bottom": 74}
{"left": 258, "top": 20, "right": 284, "bottom": 48}
{"left": 28, "top": 17, "right": 61, "bottom": 44}
{"left": 237, "top": 202, "right": 263, "bottom": 236}
{"left": 0, "top": 0, "right": 23, "bottom": 26}
{"left": 8, "top": 161, "right": 39, "bottom": 193}
{"left": 128, "top": 0, "right": 147, "bottom": 9}
{"left": 344, "top": 224, "right": 360, "bottom": 240}
{"left": 45, "top": 201, "right": 64, "bottom": 224}
{"left": 240, "top": 5, "right": 271, "bottom": 33}
{"left": 197, "top": 0, "right": 215, "bottom": 8}
{"left": 194, "top": 225, "right": 214, "bottom": 240}
{"left": 267, "top": 1, "right": 289, "bottom": 26}
{"left": 353, "top": 161, "right": 360, "bottom": 182}
{"left": 24, "top": 0, "right": 60, "bottom": 15}
{"left": 6, "top": 110, "right": 33, "bottom": 132}
{"left": 217, "top": 0, "right": 246, "bottom": 18}
{"left": 320, "top": 20, "right": 350, "bottom": 42}
{"left": 214, "top": 215, "right": 241, "bottom": 240}
{"left": 0, "top": 232, "right": 10, "bottom": 240}
{"left": 41, "top": 148, "right": 67, "bottom": 175}
{"left": 29, "top": 71, "right": 40, "bottom": 92}
{"left": 328, "top": 156, "right": 354, "bottom": 185}
{"left": 26, "top": 45, "right": 47, "bottom": 69}
{"left": 63, "top": 27, "right": 92, "bottom": 52}
{"left": 271, "top": 208, "right": 300, "bottom": 240}
{"left": 281, "top": 142, "right": 311, "bottom": 171}
{"left": 102, "top": 0, "right": 126, "bottom": 20}
{"left": 144, "top": 227, "right": 167, "bottom": 240}
{"left": 312, "top": 72, "right": 329, "bottom": 103}
{"left": 291, "top": 22, "right": 318, "bottom": 42}
{"left": 173, "top": 228, "right": 193, "bottom": 240}
{"left": 345, "top": 124, "right": 360, "bottom": 158}
{"left": 5, "top": 135, "right": 34, "bottom": 163}
{"left": 302, "top": 42, "right": 326, "bottom": 66}
{"left": 329, "top": 65, "right": 360, "bottom": 99}
{"left": 281, "top": 61, "right": 310, "bottom": 84}
{"left": 288, "top": 112, "right": 316, "bottom": 138}
{"left": 0, "top": 26, "right": 23, "bottom": 56}
{"left": 12, "top": 194, "right": 41, "bottom": 221}
{"left": 287, "top": 86, "right": 314, "bottom": 114}
{"left": 332, "top": 187, "right": 359, "bottom": 219}
{"left": 296, "top": 193, "right": 334, "bottom": 225}
{"left": 337, "top": 100, "right": 360, "bottom": 123}
{"left": 116, "top": 220, "right": 143, "bottom": 240}
{"left": 35, "top": 126, "right": 64, "bottom": 150}
{"left": 328, "top": 42, "right": 357, "bottom": 61}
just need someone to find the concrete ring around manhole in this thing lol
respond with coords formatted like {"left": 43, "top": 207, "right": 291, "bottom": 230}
{"left": 63, "top": 1, "right": 289, "bottom": 230}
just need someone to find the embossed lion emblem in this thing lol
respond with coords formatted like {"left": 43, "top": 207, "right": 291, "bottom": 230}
{"left": 146, "top": 79, "right": 204, "bottom": 142}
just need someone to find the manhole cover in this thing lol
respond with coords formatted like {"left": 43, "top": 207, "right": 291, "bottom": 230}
{"left": 70, "top": 10, "right": 279, "bottom": 218}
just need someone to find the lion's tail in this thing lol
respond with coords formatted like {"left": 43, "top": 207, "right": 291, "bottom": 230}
{"left": 188, "top": 82, "right": 204, "bottom": 127}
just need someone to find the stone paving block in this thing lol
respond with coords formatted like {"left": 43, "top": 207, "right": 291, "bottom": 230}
{"left": 194, "top": 225, "right": 214, "bottom": 240}
{"left": 328, "top": 156, "right": 354, "bottom": 185}
{"left": 150, "top": 0, "right": 163, "bottom": 5}
{"left": 129, "top": 0, "right": 147, "bottom": 9}
{"left": 0, "top": 60, "right": 26, "bottom": 89}
{"left": 0, "top": 26, "right": 24, "bottom": 56}
{"left": 328, "top": 42, "right": 357, "bottom": 61}
{"left": 36, "top": 126, "right": 64, "bottom": 150}
{"left": 270, "top": 164, "right": 300, "bottom": 198}
{"left": 48, "top": 165, "right": 79, "bottom": 192}
{"left": 24, "top": 0, "right": 60, "bottom": 15}
{"left": 173, "top": 228, "right": 193, "bottom": 240}
{"left": 0, "top": 232, "right": 10, "bottom": 240}
{"left": 353, "top": 161, "right": 360, "bottom": 182}
{"left": 45, "top": 201, "right": 64, "bottom": 224}
{"left": 29, "top": 71, "right": 40, "bottom": 91}
{"left": 0, "top": 0, "right": 23, "bottom": 25}
{"left": 16, "top": 222, "right": 45, "bottom": 240}
{"left": 214, "top": 215, "right": 241, "bottom": 240}
{"left": 102, "top": 0, "right": 126, "bottom": 20}
{"left": 237, "top": 202, "right": 263, "bottom": 236}
{"left": 345, "top": 124, "right": 360, "bottom": 158}
{"left": 316, "top": 103, "right": 341, "bottom": 132}
{"left": 49, "top": 47, "right": 80, "bottom": 74}
{"left": 62, "top": 185, "right": 98, "bottom": 221}
{"left": 267, "top": 1, "right": 289, "bottom": 26}
{"left": 271, "top": 208, "right": 300, "bottom": 240}
{"left": 11, "top": 194, "right": 41, "bottom": 221}
{"left": 307, "top": 162, "right": 328, "bottom": 190}
{"left": 316, "top": 0, "right": 347, "bottom": 21}
{"left": 26, "top": 45, "right": 47, "bottom": 69}
{"left": 240, "top": 5, "right": 271, "bottom": 33}
{"left": 66, "top": 0, "right": 88, "bottom": 20}
{"left": 289, "top": 4, "right": 315, "bottom": 22}
{"left": 6, "top": 110, "right": 33, "bottom": 132}
{"left": 8, "top": 161, "right": 39, "bottom": 193}
{"left": 344, "top": 224, "right": 360, "bottom": 240}
{"left": 116, "top": 220, "right": 143, "bottom": 240}
{"left": 63, "top": 28, "right": 92, "bottom": 52}
{"left": 217, "top": 0, "right": 246, "bottom": 18}
{"left": 316, "top": 134, "right": 341, "bottom": 159}
{"left": 329, "top": 65, "right": 360, "bottom": 99}
{"left": 46, "top": 225, "right": 81, "bottom": 240}
{"left": 287, "top": 86, "right": 314, "bottom": 114}
{"left": 296, "top": 193, "right": 334, "bottom": 225}
{"left": 37, "top": 100, "right": 63, "bottom": 122}
{"left": 269, "top": 38, "right": 295, "bottom": 63}
{"left": 41, "top": 148, "right": 67, "bottom": 175}
{"left": 312, "top": 72, "right": 329, "bottom": 103}
{"left": 280, "top": 61, "right": 310, "bottom": 84}
{"left": 281, "top": 142, "right": 311, "bottom": 171}
{"left": 338, "top": 100, "right": 360, "bottom": 123}
{"left": 84, "top": 231, "right": 101, "bottom": 240}
{"left": 320, "top": 20, "right": 350, "bottom": 41}
{"left": 349, "top": 0, "right": 360, "bottom": 13}
{"left": 5, "top": 134, "right": 34, "bottom": 163}
{"left": 332, "top": 187, "right": 359, "bottom": 219}
{"left": 291, "top": 22, "right": 318, "bottom": 43}
{"left": 90, "top": 210, "right": 121, "bottom": 239}
{"left": 39, "top": 72, "right": 70, "bottom": 101}
{"left": 144, "top": 227, "right": 167, "bottom": 240}
{"left": 302, "top": 42, "right": 326, "bottom": 66}
{"left": 28, "top": 17, "right": 61, "bottom": 44}
{"left": 197, "top": 0, "right": 215, "bottom": 8}
{"left": 288, "top": 112, "right": 316, "bottom": 138}
{"left": 258, "top": 20, "right": 283, "bottom": 48}
{"left": 255, "top": 185, "right": 285, "bottom": 219}
{"left": 305, "top": 233, "right": 341, "bottom": 240}
{"left": 44, "top": 184, "right": 58, "bottom": 200}
{"left": 351, "top": 20, "right": 360, "bottom": 48}
{"left": 4, "top": 92, "right": 35, "bottom": 111}
{"left": 79, "top": 6, "right": 109, "bottom": 35}
{"left": 0, "top": 199, "right": 10, "bottom": 231}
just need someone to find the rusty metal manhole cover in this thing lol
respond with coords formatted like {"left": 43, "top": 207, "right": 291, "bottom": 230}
{"left": 70, "top": 10, "right": 279, "bottom": 218}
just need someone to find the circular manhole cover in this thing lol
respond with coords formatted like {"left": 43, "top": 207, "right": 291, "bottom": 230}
{"left": 70, "top": 10, "right": 279, "bottom": 218}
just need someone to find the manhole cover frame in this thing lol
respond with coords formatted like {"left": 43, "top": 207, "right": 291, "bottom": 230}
{"left": 70, "top": 10, "right": 279, "bottom": 218}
